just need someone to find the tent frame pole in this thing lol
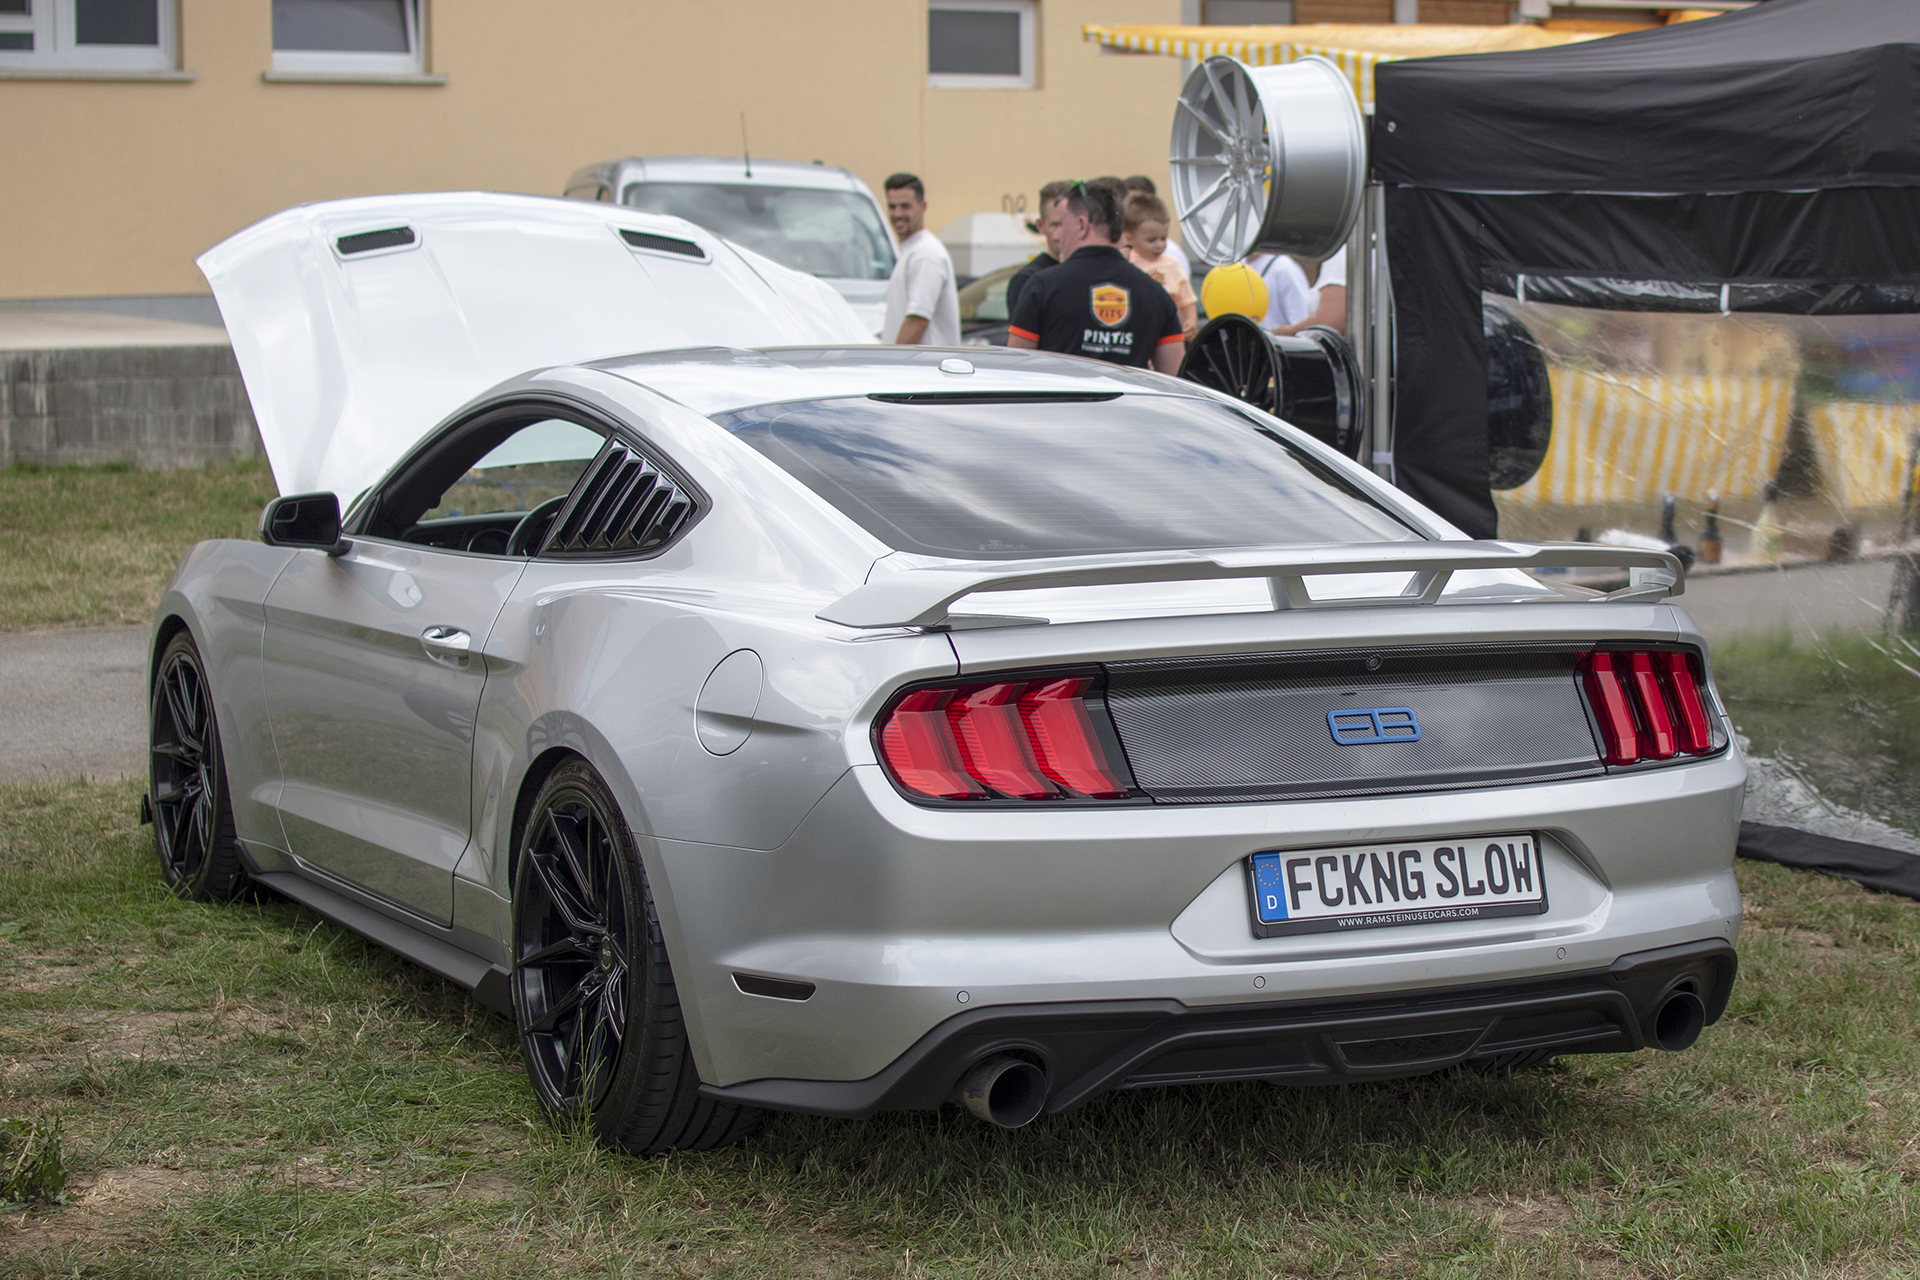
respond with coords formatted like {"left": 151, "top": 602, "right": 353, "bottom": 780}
{"left": 1361, "top": 180, "right": 1394, "bottom": 483}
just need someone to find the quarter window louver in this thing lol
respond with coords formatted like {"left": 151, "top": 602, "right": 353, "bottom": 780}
{"left": 544, "top": 441, "right": 696, "bottom": 556}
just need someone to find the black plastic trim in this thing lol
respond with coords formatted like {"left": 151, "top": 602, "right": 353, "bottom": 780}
{"left": 696, "top": 940, "right": 1737, "bottom": 1119}
{"left": 618, "top": 228, "right": 706, "bottom": 260}
{"left": 867, "top": 392, "right": 1123, "bottom": 405}
{"left": 251, "top": 870, "right": 513, "bottom": 1017}
{"left": 337, "top": 226, "right": 416, "bottom": 256}
{"left": 733, "top": 973, "right": 818, "bottom": 1001}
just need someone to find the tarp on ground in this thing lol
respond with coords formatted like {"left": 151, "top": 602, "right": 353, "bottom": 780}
{"left": 1372, "top": 0, "right": 1920, "bottom": 539}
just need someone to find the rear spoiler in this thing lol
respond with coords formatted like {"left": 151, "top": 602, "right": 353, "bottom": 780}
{"left": 817, "top": 540, "right": 1683, "bottom": 630}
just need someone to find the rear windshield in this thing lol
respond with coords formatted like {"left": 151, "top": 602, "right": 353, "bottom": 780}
{"left": 718, "top": 394, "right": 1420, "bottom": 559}
{"left": 621, "top": 181, "right": 894, "bottom": 281}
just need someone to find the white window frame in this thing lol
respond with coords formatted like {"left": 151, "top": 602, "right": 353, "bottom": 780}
{"left": 927, "top": 0, "right": 1034, "bottom": 91}
{"left": 271, "top": 0, "right": 423, "bottom": 77}
{"left": 0, "top": 0, "right": 176, "bottom": 73}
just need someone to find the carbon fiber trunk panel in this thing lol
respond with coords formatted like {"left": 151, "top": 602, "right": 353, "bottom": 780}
{"left": 1105, "top": 645, "right": 1604, "bottom": 803}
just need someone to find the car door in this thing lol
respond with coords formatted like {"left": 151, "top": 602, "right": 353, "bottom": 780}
{"left": 262, "top": 408, "right": 607, "bottom": 923}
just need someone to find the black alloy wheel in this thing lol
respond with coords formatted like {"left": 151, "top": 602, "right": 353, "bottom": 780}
{"left": 1179, "top": 312, "right": 1281, "bottom": 415}
{"left": 149, "top": 631, "right": 246, "bottom": 901}
{"left": 511, "top": 759, "right": 761, "bottom": 1155}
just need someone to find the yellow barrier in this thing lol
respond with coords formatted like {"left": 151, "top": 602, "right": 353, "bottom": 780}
{"left": 1505, "top": 370, "right": 1794, "bottom": 505}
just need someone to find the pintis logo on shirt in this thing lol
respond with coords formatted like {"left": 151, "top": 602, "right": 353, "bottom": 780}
{"left": 1090, "top": 285, "right": 1130, "bottom": 327}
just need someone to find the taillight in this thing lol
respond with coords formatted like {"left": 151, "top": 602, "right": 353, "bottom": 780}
{"left": 1579, "top": 649, "right": 1717, "bottom": 766}
{"left": 877, "top": 675, "right": 1133, "bottom": 801}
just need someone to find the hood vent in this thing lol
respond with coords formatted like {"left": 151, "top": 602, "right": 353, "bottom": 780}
{"left": 336, "top": 226, "right": 417, "bottom": 256}
{"left": 619, "top": 228, "right": 706, "bottom": 260}
{"left": 544, "top": 440, "right": 697, "bottom": 556}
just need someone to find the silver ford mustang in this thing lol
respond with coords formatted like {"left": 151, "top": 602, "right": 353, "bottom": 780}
{"left": 149, "top": 194, "right": 1743, "bottom": 1155}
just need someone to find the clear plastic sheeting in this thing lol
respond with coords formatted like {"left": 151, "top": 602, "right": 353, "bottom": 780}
{"left": 1489, "top": 299, "right": 1920, "bottom": 851}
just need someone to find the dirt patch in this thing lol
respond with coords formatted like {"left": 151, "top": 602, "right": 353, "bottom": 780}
{"left": 2, "top": 1164, "right": 199, "bottom": 1251}
{"left": 1458, "top": 1193, "right": 1575, "bottom": 1238}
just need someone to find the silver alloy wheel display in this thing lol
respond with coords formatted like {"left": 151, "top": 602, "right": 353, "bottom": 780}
{"left": 1168, "top": 55, "right": 1367, "bottom": 266}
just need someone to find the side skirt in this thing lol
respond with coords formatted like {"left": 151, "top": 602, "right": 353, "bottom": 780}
{"left": 251, "top": 870, "right": 513, "bottom": 1017}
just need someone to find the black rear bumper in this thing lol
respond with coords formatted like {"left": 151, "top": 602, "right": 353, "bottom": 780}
{"left": 699, "top": 939, "right": 1736, "bottom": 1119}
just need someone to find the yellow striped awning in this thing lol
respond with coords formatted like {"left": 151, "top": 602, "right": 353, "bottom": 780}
{"left": 1807, "top": 401, "right": 1920, "bottom": 509}
{"left": 1504, "top": 370, "right": 1794, "bottom": 507}
{"left": 1080, "top": 23, "right": 1594, "bottom": 110}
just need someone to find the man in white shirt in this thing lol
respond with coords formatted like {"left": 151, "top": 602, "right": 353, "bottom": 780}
{"left": 881, "top": 173, "right": 961, "bottom": 346}
{"left": 1248, "top": 246, "right": 1348, "bottom": 336}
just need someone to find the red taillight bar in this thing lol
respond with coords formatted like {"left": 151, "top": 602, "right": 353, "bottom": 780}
{"left": 877, "top": 676, "right": 1133, "bottom": 802}
{"left": 1579, "top": 649, "right": 1718, "bottom": 767}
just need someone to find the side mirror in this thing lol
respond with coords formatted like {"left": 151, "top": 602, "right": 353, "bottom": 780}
{"left": 260, "top": 492, "right": 351, "bottom": 556}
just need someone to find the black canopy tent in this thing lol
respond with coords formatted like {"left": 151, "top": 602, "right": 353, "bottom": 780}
{"left": 1371, "top": 0, "right": 1920, "bottom": 539}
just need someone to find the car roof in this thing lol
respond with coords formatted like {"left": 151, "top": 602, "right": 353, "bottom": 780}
{"left": 592, "top": 346, "right": 1206, "bottom": 417}
{"left": 600, "top": 156, "right": 869, "bottom": 194}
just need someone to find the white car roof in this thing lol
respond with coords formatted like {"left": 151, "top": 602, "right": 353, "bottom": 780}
{"left": 198, "top": 191, "right": 872, "bottom": 501}
{"left": 595, "top": 346, "right": 1203, "bottom": 418}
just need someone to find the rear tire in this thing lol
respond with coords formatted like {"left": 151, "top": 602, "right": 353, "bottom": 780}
{"left": 149, "top": 631, "right": 247, "bottom": 901}
{"left": 511, "top": 759, "right": 762, "bottom": 1156}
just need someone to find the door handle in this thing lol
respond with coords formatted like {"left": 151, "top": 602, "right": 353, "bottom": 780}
{"left": 419, "top": 625, "right": 472, "bottom": 658}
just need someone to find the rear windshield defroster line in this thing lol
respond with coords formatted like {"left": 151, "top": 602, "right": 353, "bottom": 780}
{"left": 716, "top": 394, "right": 1420, "bottom": 560}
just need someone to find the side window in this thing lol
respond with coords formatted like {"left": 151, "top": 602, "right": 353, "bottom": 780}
{"left": 363, "top": 413, "right": 606, "bottom": 556}
{"left": 422, "top": 419, "right": 604, "bottom": 521}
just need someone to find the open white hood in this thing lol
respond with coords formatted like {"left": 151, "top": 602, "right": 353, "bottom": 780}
{"left": 198, "top": 192, "right": 873, "bottom": 501}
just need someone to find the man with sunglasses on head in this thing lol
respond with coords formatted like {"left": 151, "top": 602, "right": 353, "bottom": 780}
{"left": 1008, "top": 182, "right": 1186, "bottom": 374}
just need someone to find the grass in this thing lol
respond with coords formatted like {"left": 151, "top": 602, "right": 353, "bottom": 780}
{"left": 2, "top": 780, "right": 1919, "bottom": 1278}
{"left": 0, "top": 460, "right": 278, "bottom": 633}
{"left": 1713, "top": 633, "right": 1920, "bottom": 839}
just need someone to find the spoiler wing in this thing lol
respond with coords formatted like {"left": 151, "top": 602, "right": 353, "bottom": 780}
{"left": 817, "top": 540, "right": 1684, "bottom": 630}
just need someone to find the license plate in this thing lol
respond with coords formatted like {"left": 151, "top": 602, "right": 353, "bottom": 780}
{"left": 1247, "top": 834, "right": 1547, "bottom": 937}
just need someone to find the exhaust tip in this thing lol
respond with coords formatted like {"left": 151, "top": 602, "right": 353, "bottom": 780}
{"left": 954, "top": 1054, "right": 1047, "bottom": 1128}
{"left": 1648, "top": 989, "right": 1706, "bottom": 1052}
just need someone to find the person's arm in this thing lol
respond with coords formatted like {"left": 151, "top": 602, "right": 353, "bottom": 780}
{"left": 1151, "top": 336, "right": 1185, "bottom": 375}
{"left": 1007, "top": 275, "right": 1044, "bottom": 350}
{"left": 1272, "top": 285, "right": 1346, "bottom": 337}
{"left": 895, "top": 315, "right": 929, "bottom": 344}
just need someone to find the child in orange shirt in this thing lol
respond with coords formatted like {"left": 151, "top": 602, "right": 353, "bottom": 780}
{"left": 1122, "top": 193, "right": 1198, "bottom": 340}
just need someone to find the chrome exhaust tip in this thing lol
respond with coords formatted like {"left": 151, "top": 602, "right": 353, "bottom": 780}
{"left": 954, "top": 1054, "right": 1047, "bottom": 1128}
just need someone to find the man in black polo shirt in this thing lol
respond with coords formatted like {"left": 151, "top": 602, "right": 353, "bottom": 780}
{"left": 1007, "top": 182, "right": 1185, "bottom": 373}
{"left": 1004, "top": 179, "right": 1074, "bottom": 320}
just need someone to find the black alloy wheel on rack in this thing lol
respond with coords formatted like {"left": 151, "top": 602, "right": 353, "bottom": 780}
{"left": 1179, "top": 312, "right": 1282, "bottom": 416}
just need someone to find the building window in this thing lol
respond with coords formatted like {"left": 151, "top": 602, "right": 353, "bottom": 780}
{"left": 928, "top": 0, "right": 1033, "bottom": 90}
{"left": 0, "top": 0, "right": 174, "bottom": 71}
{"left": 1203, "top": 1, "right": 1295, "bottom": 22}
{"left": 272, "top": 0, "right": 422, "bottom": 76}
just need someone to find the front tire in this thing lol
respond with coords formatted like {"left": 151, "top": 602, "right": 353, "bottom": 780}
{"left": 511, "top": 759, "right": 761, "bottom": 1156}
{"left": 149, "top": 631, "right": 247, "bottom": 901}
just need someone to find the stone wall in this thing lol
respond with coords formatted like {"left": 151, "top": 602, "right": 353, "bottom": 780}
{"left": 0, "top": 344, "right": 262, "bottom": 469}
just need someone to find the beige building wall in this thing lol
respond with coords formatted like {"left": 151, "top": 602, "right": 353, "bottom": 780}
{"left": 1, "top": 0, "right": 1185, "bottom": 302}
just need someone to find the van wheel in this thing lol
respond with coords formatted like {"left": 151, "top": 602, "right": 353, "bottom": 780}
{"left": 511, "top": 759, "right": 762, "bottom": 1155}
